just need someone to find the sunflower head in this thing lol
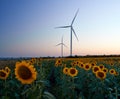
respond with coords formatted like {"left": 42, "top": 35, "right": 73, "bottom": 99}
{"left": 71, "top": 61, "right": 77, "bottom": 67}
{"left": 92, "top": 66, "right": 100, "bottom": 73}
{"left": 0, "top": 69, "right": 9, "bottom": 80}
{"left": 78, "top": 62, "right": 84, "bottom": 68}
{"left": 76, "top": 61, "right": 80, "bottom": 66}
{"left": 102, "top": 68, "right": 108, "bottom": 73}
{"left": 63, "top": 67, "right": 69, "bottom": 75}
{"left": 5, "top": 66, "right": 11, "bottom": 74}
{"left": 115, "top": 72, "right": 119, "bottom": 76}
{"left": 90, "top": 62, "right": 97, "bottom": 67}
{"left": 15, "top": 61, "right": 37, "bottom": 84}
{"left": 55, "top": 59, "right": 62, "bottom": 67}
{"left": 68, "top": 67, "right": 78, "bottom": 77}
{"left": 99, "top": 64, "right": 105, "bottom": 70}
{"left": 109, "top": 69, "right": 116, "bottom": 75}
{"left": 95, "top": 70, "right": 106, "bottom": 80}
{"left": 83, "top": 63, "right": 91, "bottom": 71}
{"left": 109, "top": 61, "right": 114, "bottom": 66}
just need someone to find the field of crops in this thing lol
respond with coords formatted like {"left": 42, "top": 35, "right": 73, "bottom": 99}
{"left": 1, "top": 57, "right": 120, "bottom": 99}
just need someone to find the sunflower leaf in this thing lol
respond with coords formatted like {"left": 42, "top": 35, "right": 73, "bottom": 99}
{"left": 43, "top": 91, "right": 56, "bottom": 99}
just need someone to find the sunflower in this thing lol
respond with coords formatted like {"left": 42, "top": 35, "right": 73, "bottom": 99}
{"left": 109, "top": 69, "right": 116, "bottom": 75}
{"left": 55, "top": 59, "right": 62, "bottom": 67}
{"left": 15, "top": 61, "right": 37, "bottom": 84}
{"left": 99, "top": 64, "right": 105, "bottom": 70}
{"left": 102, "top": 68, "right": 108, "bottom": 73}
{"left": 78, "top": 62, "right": 84, "bottom": 68}
{"left": 0, "top": 69, "right": 9, "bottom": 80}
{"left": 76, "top": 61, "right": 80, "bottom": 66}
{"left": 95, "top": 70, "right": 106, "bottom": 80}
{"left": 109, "top": 61, "right": 114, "bottom": 66}
{"left": 92, "top": 66, "right": 100, "bottom": 74}
{"left": 90, "top": 62, "right": 97, "bottom": 67}
{"left": 71, "top": 61, "right": 77, "bottom": 67}
{"left": 68, "top": 67, "right": 78, "bottom": 77}
{"left": 83, "top": 63, "right": 91, "bottom": 71}
{"left": 63, "top": 67, "right": 69, "bottom": 75}
{"left": 5, "top": 66, "right": 11, "bottom": 74}
{"left": 115, "top": 72, "right": 119, "bottom": 76}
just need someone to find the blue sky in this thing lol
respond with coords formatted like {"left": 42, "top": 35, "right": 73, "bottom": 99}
{"left": 0, "top": 0, "right": 120, "bottom": 57}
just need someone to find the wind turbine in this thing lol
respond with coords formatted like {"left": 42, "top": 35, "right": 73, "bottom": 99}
{"left": 56, "top": 9, "right": 79, "bottom": 56}
{"left": 56, "top": 36, "right": 67, "bottom": 57}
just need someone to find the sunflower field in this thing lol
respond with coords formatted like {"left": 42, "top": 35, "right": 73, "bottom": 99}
{"left": 1, "top": 57, "right": 120, "bottom": 99}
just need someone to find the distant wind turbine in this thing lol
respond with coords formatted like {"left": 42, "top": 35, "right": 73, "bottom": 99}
{"left": 56, "top": 36, "right": 67, "bottom": 57}
{"left": 55, "top": 9, "right": 79, "bottom": 56}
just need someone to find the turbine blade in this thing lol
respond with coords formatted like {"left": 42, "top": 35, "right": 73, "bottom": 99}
{"left": 72, "top": 27, "right": 79, "bottom": 41}
{"left": 56, "top": 43, "right": 62, "bottom": 46}
{"left": 55, "top": 26, "right": 70, "bottom": 28}
{"left": 71, "top": 9, "right": 79, "bottom": 25}
{"left": 63, "top": 43, "right": 68, "bottom": 48}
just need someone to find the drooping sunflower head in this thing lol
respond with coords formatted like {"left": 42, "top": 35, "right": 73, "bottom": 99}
{"left": 68, "top": 67, "right": 78, "bottom": 77}
{"left": 63, "top": 67, "right": 69, "bottom": 75}
{"left": 15, "top": 61, "right": 37, "bottom": 84}
{"left": 0, "top": 69, "right": 9, "bottom": 80}
{"left": 92, "top": 66, "right": 100, "bottom": 74}
{"left": 95, "top": 70, "right": 106, "bottom": 80}
{"left": 83, "top": 63, "right": 91, "bottom": 71}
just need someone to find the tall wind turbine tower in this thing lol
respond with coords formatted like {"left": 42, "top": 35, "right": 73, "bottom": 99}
{"left": 56, "top": 36, "right": 67, "bottom": 57}
{"left": 56, "top": 9, "right": 79, "bottom": 56}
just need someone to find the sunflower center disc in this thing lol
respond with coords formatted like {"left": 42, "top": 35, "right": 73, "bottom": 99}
{"left": 18, "top": 66, "right": 32, "bottom": 80}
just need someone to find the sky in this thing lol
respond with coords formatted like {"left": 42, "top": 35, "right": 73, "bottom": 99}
{"left": 0, "top": 0, "right": 120, "bottom": 57}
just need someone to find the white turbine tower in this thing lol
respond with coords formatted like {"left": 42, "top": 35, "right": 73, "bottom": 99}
{"left": 56, "top": 36, "right": 67, "bottom": 57}
{"left": 56, "top": 9, "right": 79, "bottom": 56}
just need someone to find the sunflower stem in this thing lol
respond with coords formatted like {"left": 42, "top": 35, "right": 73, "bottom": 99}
{"left": 4, "top": 79, "right": 7, "bottom": 96}
{"left": 72, "top": 77, "right": 75, "bottom": 99}
{"left": 115, "top": 87, "right": 118, "bottom": 99}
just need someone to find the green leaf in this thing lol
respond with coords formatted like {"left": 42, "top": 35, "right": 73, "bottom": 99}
{"left": 43, "top": 91, "right": 56, "bottom": 99}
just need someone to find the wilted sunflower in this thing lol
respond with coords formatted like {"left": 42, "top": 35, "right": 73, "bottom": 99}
{"left": 83, "top": 63, "right": 91, "bottom": 71}
{"left": 68, "top": 67, "right": 78, "bottom": 77}
{"left": 63, "top": 67, "right": 69, "bottom": 75}
{"left": 0, "top": 69, "right": 9, "bottom": 80}
{"left": 15, "top": 61, "right": 37, "bottom": 84}
{"left": 92, "top": 66, "right": 100, "bottom": 74}
{"left": 95, "top": 70, "right": 106, "bottom": 80}
{"left": 109, "top": 69, "right": 116, "bottom": 75}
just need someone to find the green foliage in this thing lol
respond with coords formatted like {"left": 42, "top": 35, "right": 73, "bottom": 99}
{"left": 1, "top": 57, "right": 120, "bottom": 99}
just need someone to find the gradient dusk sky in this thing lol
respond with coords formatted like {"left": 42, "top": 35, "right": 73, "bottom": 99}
{"left": 0, "top": 0, "right": 120, "bottom": 57}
